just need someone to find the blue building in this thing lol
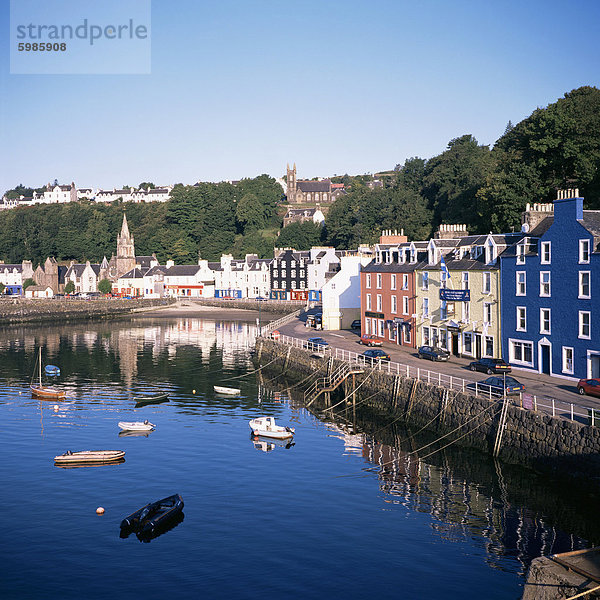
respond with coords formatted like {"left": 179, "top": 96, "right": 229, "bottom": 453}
{"left": 500, "top": 191, "right": 600, "bottom": 380}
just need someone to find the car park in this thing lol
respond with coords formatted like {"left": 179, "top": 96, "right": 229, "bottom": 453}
{"left": 359, "top": 334, "right": 382, "bottom": 347}
{"left": 577, "top": 378, "right": 600, "bottom": 398}
{"left": 468, "top": 358, "right": 511, "bottom": 374}
{"left": 466, "top": 376, "right": 525, "bottom": 397}
{"left": 361, "top": 349, "right": 391, "bottom": 362}
{"left": 417, "top": 345, "right": 450, "bottom": 361}
{"left": 306, "top": 337, "right": 329, "bottom": 349}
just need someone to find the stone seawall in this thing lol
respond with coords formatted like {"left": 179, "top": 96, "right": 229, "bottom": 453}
{"left": 256, "top": 338, "right": 600, "bottom": 481}
{"left": 0, "top": 297, "right": 175, "bottom": 324}
{"left": 188, "top": 298, "right": 306, "bottom": 315}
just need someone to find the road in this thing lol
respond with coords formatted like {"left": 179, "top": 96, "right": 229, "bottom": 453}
{"left": 275, "top": 311, "right": 600, "bottom": 422}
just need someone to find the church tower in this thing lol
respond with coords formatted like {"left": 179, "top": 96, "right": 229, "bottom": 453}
{"left": 286, "top": 163, "right": 297, "bottom": 203}
{"left": 115, "top": 213, "right": 136, "bottom": 278}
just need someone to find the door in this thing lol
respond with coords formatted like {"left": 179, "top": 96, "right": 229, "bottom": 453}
{"left": 475, "top": 334, "right": 482, "bottom": 359}
{"left": 452, "top": 333, "right": 459, "bottom": 356}
{"left": 540, "top": 344, "right": 550, "bottom": 375}
{"left": 591, "top": 355, "right": 600, "bottom": 378}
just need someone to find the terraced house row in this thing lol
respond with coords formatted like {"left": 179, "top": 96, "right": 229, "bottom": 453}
{"left": 359, "top": 190, "right": 600, "bottom": 381}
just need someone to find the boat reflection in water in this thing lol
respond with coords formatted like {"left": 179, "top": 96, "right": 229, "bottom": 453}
{"left": 120, "top": 512, "right": 185, "bottom": 543}
{"left": 54, "top": 458, "right": 126, "bottom": 469}
{"left": 251, "top": 434, "right": 295, "bottom": 452}
{"left": 118, "top": 429, "right": 151, "bottom": 438}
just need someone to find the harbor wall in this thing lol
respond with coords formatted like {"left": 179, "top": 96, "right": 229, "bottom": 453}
{"left": 187, "top": 298, "right": 306, "bottom": 315}
{"left": 256, "top": 338, "right": 600, "bottom": 480}
{"left": 0, "top": 297, "right": 175, "bottom": 324}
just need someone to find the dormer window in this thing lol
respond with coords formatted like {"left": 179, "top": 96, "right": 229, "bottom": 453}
{"left": 485, "top": 239, "right": 496, "bottom": 265}
{"left": 516, "top": 243, "right": 525, "bottom": 265}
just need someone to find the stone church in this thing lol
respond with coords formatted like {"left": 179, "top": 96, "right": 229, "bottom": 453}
{"left": 286, "top": 163, "right": 334, "bottom": 204}
{"left": 107, "top": 214, "right": 137, "bottom": 280}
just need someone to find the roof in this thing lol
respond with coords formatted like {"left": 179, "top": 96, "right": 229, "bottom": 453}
{"left": 165, "top": 265, "right": 202, "bottom": 276}
{"left": 65, "top": 263, "right": 101, "bottom": 277}
{"left": 136, "top": 255, "right": 156, "bottom": 268}
{"left": 120, "top": 267, "right": 148, "bottom": 279}
{"left": 296, "top": 180, "right": 331, "bottom": 193}
{"left": 145, "top": 265, "right": 168, "bottom": 276}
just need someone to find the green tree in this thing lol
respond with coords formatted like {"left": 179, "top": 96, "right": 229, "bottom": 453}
{"left": 98, "top": 279, "right": 113, "bottom": 294}
{"left": 64, "top": 281, "right": 75, "bottom": 294}
{"left": 138, "top": 182, "right": 155, "bottom": 189}
{"left": 236, "top": 192, "right": 264, "bottom": 232}
{"left": 0, "top": 282, "right": 5, "bottom": 294}
{"left": 277, "top": 221, "right": 323, "bottom": 250}
{"left": 23, "top": 278, "right": 35, "bottom": 290}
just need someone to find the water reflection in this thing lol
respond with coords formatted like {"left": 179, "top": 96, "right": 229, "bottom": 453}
{"left": 269, "top": 381, "right": 597, "bottom": 577}
{"left": 250, "top": 434, "right": 296, "bottom": 452}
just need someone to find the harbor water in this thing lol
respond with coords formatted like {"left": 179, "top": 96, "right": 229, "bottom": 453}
{"left": 0, "top": 316, "right": 597, "bottom": 599}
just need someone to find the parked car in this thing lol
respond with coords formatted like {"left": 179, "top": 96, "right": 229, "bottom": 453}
{"left": 466, "top": 376, "right": 525, "bottom": 397}
{"left": 417, "top": 345, "right": 450, "bottom": 361}
{"left": 361, "top": 349, "right": 391, "bottom": 362}
{"left": 577, "top": 378, "right": 600, "bottom": 398}
{"left": 468, "top": 358, "right": 511, "bottom": 374}
{"left": 306, "top": 337, "right": 329, "bottom": 349}
{"left": 360, "top": 334, "right": 382, "bottom": 347}
{"left": 350, "top": 319, "right": 361, "bottom": 330}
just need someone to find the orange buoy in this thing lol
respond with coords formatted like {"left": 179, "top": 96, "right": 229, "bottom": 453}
{"left": 96, "top": 507, "right": 105, "bottom": 515}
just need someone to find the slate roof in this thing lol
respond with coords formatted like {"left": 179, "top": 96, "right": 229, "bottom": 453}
{"left": 65, "top": 263, "right": 101, "bottom": 277}
{"left": 120, "top": 267, "right": 148, "bottom": 279}
{"left": 296, "top": 180, "right": 331, "bottom": 193}
{"left": 145, "top": 265, "right": 168, "bottom": 276}
{"left": 136, "top": 255, "right": 156, "bottom": 268}
{"left": 164, "top": 265, "right": 202, "bottom": 276}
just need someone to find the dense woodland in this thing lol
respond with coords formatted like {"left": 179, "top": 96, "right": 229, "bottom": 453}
{"left": 2, "top": 86, "right": 600, "bottom": 265}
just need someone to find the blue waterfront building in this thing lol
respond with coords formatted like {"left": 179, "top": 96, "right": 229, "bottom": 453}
{"left": 501, "top": 191, "right": 600, "bottom": 380}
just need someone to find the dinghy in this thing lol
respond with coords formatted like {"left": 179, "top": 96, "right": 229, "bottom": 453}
{"left": 54, "top": 450, "right": 125, "bottom": 465}
{"left": 120, "top": 494, "right": 184, "bottom": 539}
{"left": 45, "top": 365, "right": 60, "bottom": 376}
{"left": 214, "top": 385, "right": 241, "bottom": 395}
{"left": 134, "top": 393, "right": 169, "bottom": 407}
{"left": 249, "top": 416, "right": 295, "bottom": 440}
{"left": 118, "top": 420, "right": 155, "bottom": 432}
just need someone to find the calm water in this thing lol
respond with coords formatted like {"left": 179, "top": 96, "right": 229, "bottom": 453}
{"left": 0, "top": 316, "right": 597, "bottom": 599}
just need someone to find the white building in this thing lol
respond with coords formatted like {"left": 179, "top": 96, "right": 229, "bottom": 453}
{"left": 32, "top": 183, "right": 77, "bottom": 205}
{"left": 77, "top": 188, "right": 95, "bottom": 200}
{"left": 214, "top": 254, "right": 271, "bottom": 298}
{"left": 321, "top": 254, "right": 372, "bottom": 330}
{"left": 164, "top": 260, "right": 215, "bottom": 298}
{"left": 64, "top": 261, "right": 101, "bottom": 293}
{"left": 142, "top": 265, "right": 169, "bottom": 298}
{"left": 25, "top": 285, "right": 54, "bottom": 299}
{"left": 307, "top": 247, "right": 340, "bottom": 292}
{"left": 0, "top": 260, "right": 34, "bottom": 294}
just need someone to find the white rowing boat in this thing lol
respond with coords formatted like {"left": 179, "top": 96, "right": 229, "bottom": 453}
{"left": 249, "top": 416, "right": 295, "bottom": 440}
{"left": 54, "top": 450, "right": 125, "bottom": 465}
{"left": 214, "top": 386, "right": 241, "bottom": 395}
{"left": 118, "top": 420, "right": 155, "bottom": 432}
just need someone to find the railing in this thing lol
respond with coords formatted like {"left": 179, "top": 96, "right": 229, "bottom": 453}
{"left": 260, "top": 309, "right": 302, "bottom": 336}
{"left": 304, "top": 362, "right": 359, "bottom": 403}
{"left": 266, "top": 332, "right": 598, "bottom": 425}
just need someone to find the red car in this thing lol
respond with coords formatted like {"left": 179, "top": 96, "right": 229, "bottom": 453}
{"left": 360, "top": 334, "right": 382, "bottom": 347}
{"left": 577, "top": 378, "right": 600, "bottom": 398}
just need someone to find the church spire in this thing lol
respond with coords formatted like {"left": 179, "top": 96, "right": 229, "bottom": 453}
{"left": 120, "top": 213, "right": 130, "bottom": 238}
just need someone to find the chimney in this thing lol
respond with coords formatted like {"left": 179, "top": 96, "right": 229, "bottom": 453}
{"left": 434, "top": 224, "right": 468, "bottom": 240}
{"left": 554, "top": 188, "right": 583, "bottom": 223}
{"left": 379, "top": 229, "right": 408, "bottom": 245}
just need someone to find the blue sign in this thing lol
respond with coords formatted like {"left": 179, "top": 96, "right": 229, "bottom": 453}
{"left": 440, "top": 289, "right": 470, "bottom": 301}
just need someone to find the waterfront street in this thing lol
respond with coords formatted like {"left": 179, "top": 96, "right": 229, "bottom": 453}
{"left": 276, "top": 310, "right": 600, "bottom": 417}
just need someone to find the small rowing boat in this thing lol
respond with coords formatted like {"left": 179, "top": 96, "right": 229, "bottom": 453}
{"left": 133, "top": 393, "right": 169, "bottom": 407}
{"left": 214, "top": 385, "right": 241, "bottom": 395}
{"left": 120, "top": 494, "right": 184, "bottom": 540}
{"left": 249, "top": 416, "right": 295, "bottom": 440}
{"left": 45, "top": 365, "right": 60, "bottom": 376}
{"left": 54, "top": 450, "right": 125, "bottom": 465}
{"left": 118, "top": 420, "right": 155, "bottom": 432}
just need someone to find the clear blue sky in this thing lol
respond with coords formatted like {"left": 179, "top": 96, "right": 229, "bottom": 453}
{"left": 1, "top": 0, "right": 599, "bottom": 193}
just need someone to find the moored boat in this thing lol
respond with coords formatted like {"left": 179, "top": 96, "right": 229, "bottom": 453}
{"left": 30, "top": 349, "right": 65, "bottom": 399}
{"left": 214, "top": 385, "right": 241, "bottom": 395}
{"left": 45, "top": 365, "right": 60, "bottom": 376}
{"left": 54, "top": 450, "right": 125, "bottom": 465}
{"left": 118, "top": 420, "right": 155, "bottom": 432}
{"left": 120, "top": 494, "right": 184, "bottom": 538}
{"left": 249, "top": 416, "right": 295, "bottom": 440}
{"left": 133, "top": 393, "right": 169, "bottom": 407}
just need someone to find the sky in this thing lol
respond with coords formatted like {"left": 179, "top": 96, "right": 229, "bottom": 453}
{"left": 1, "top": 0, "right": 600, "bottom": 193}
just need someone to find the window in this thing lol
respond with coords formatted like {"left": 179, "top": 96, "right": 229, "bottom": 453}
{"left": 365, "top": 319, "right": 370, "bottom": 335}
{"left": 462, "top": 301, "right": 470, "bottom": 323}
{"left": 517, "top": 307, "right": 526, "bottom": 331}
{"left": 540, "top": 272, "right": 551, "bottom": 297}
{"left": 291, "top": 270, "right": 296, "bottom": 278}
{"left": 510, "top": 340, "right": 534, "bottom": 366}
{"left": 579, "top": 272, "right": 591, "bottom": 298}
{"left": 300, "top": 281, "right": 305, "bottom": 289}
{"left": 541, "top": 241, "right": 551, "bottom": 264}
{"left": 516, "top": 272, "right": 526, "bottom": 296}
{"left": 463, "top": 333, "right": 473, "bottom": 355}
{"left": 483, "top": 272, "right": 491, "bottom": 294}
{"left": 282, "top": 281, "right": 286, "bottom": 289}
{"left": 391, "top": 274, "right": 396, "bottom": 290}
{"left": 300, "top": 270, "right": 305, "bottom": 277}
{"left": 580, "top": 239, "right": 590, "bottom": 264}
{"left": 378, "top": 319, "right": 385, "bottom": 337}
{"left": 366, "top": 294, "right": 371, "bottom": 311}
{"left": 517, "top": 243, "right": 526, "bottom": 265}
{"left": 403, "top": 296, "right": 409, "bottom": 315}
{"left": 423, "top": 326, "right": 430, "bottom": 345}
{"left": 376, "top": 294, "right": 382, "bottom": 312}
{"left": 540, "top": 308, "right": 551, "bottom": 334}
{"left": 562, "top": 347, "right": 574, "bottom": 375}
{"left": 402, "top": 274, "right": 409, "bottom": 290}
{"left": 484, "top": 302, "right": 492, "bottom": 325}
{"left": 291, "top": 280, "right": 297, "bottom": 289}
{"left": 403, "top": 326, "right": 411, "bottom": 344}
{"left": 462, "top": 272, "right": 469, "bottom": 290}
{"left": 291, "top": 260, "right": 296, "bottom": 268}
{"left": 485, "top": 336, "right": 494, "bottom": 357}
{"left": 391, "top": 295, "right": 397, "bottom": 314}
{"left": 366, "top": 274, "right": 371, "bottom": 288}
{"left": 440, "top": 300, "right": 447, "bottom": 320}
{"left": 579, "top": 311, "right": 591, "bottom": 339}
{"left": 422, "top": 272, "right": 429, "bottom": 291}
{"left": 423, "top": 298, "right": 429, "bottom": 316}
{"left": 377, "top": 274, "right": 382, "bottom": 289}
